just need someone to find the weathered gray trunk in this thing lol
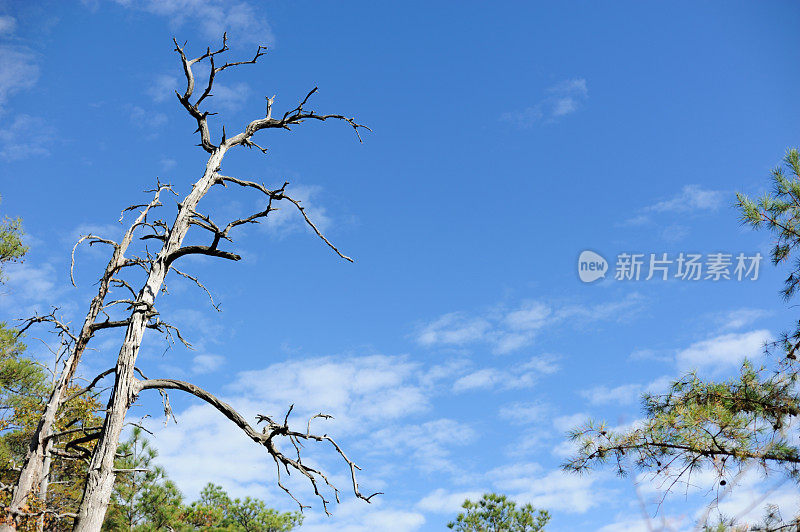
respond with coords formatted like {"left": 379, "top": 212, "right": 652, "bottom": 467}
{"left": 72, "top": 149, "right": 226, "bottom": 531}
{"left": 1, "top": 273, "right": 116, "bottom": 532}
{"left": 34, "top": 445, "right": 51, "bottom": 532}
{"left": 1, "top": 190, "right": 162, "bottom": 532}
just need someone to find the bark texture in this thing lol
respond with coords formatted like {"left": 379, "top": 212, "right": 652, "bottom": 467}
{"left": 68, "top": 35, "right": 372, "bottom": 531}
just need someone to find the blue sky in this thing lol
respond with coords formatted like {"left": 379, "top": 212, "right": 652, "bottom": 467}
{"left": 2, "top": 1, "right": 800, "bottom": 530}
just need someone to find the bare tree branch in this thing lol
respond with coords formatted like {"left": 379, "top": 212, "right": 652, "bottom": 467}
{"left": 134, "top": 378, "right": 380, "bottom": 513}
{"left": 215, "top": 174, "right": 353, "bottom": 262}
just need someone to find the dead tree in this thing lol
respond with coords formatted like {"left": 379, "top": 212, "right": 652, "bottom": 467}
{"left": 62, "top": 35, "right": 376, "bottom": 531}
{"left": 0, "top": 187, "right": 172, "bottom": 531}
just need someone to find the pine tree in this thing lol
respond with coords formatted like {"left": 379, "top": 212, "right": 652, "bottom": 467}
{"left": 103, "top": 428, "right": 182, "bottom": 530}
{"left": 563, "top": 149, "right": 800, "bottom": 528}
{"left": 447, "top": 493, "right": 550, "bottom": 532}
{"left": 0, "top": 198, "right": 104, "bottom": 530}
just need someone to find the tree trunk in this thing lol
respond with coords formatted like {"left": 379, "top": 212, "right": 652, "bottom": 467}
{"left": 1, "top": 190, "right": 163, "bottom": 531}
{"left": 1, "top": 272, "right": 117, "bottom": 531}
{"left": 35, "top": 444, "right": 51, "bottom": 532}
{"left": 72, "top": 150, "right": 226, "bottom": 531}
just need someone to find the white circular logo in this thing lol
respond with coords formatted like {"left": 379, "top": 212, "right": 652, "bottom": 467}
{"left": 578, "top": 250, "right": 607, "bottom": 283}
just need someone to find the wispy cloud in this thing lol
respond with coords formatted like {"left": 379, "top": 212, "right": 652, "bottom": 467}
{"left": 0, "top": 16, "right": 17, "bottom": 37}
{"left": 368, "top": 418, "right": 476, "bottom": 474}
{"left": 580, "top": 375, "right": 671, "bottom": 406}
{"left": 647, "top": 185, "right": 726, "bottom": 214}
{"left": 192, "top": 353, "right": 224, "bottom": 374}
{"left": 417, "top": 488, "right": 484, "bottom": 515}
{"left": 498, "top": 401, "right": 549, "bottom": 425}
{"left": 260, "top": 185, "right": 332, "bottom": 236}
{"left": 0, "top": 43, "right": 39, "bottom": 111}
{"left": 103, "top": 0, "right": 274, "bottom": 44}
{"left": 416, "top": 294, "right": 643, "bottom": 355}
{"left": 0, "top": 23, "right": 52, "bottom": 162}
{"left": 146, "top": 74, "right": 179, "bottom": 103}
{"left": 675, "top": 329, "right": 771, "bottom": 371}
{"left": 453, "top": 354, "right": 560, "bottom": 393}
{"left": 147, "top": 353, "right": 467, "bottom": 503}
{"left": 0, "top": 114, "right": 56, "bottom": 161}
{"left": 500, "top": 78, "right": 588, "bottom": 128}
{"left": 620, "top": 184, "right": 727, "bottom": 229}
{"left": 713, "top": 308, "right": 770, "bottom": 331}
{"left": 128, "top": 105, "right": 168, "bottom": 139}
{"left": 488, "top": 462, "right": 604, "bottom": 513}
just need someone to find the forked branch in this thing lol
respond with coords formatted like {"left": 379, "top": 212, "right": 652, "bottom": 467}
{"left": 134, "top": 378, "right": 380, "bottom": 513}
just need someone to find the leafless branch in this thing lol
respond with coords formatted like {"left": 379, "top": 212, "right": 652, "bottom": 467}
{"left": 135, "top": 378, "right": 380, "bottom": 512}
{"left": 170, "top": 267, "right": 220, "bottom": 311}
{"left": 215, "top": 174, "right": 353, "bottom": 262}
{"left": 62, "top": 368, "right": 115, "bottom": 405}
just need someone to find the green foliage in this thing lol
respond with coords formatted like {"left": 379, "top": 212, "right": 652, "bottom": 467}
{"left": 563, "top": 362, "right": 800, "bottom": 481}
{"left": 0, "top": 210, "right": 104, "bottom": 529}
{"left": 102, "top": 432, "right": 302, "bottom": 531}
{"left": 563, "top": 148, "right": 800, "bottom": 526}
{"left": 737, "top": 148, "right": 800, "bottom": 299}
{"left": 447, "top": 493, "right": 550, "bottom": 531}
{"left": 0, "top": 194, "right": 28, "bottom": 281}
{"left": 0, "top": 193, "right": 41, "bottom": 462}
{"left": 183, "top": 483, "right": 303, "bottom": 532}
{"left": 103, "top": 427, "right": 183, "bottom": 530}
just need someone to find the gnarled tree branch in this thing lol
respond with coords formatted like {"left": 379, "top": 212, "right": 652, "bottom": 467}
{"left": 134, "top": 378, "right": 380, "bottom": 513}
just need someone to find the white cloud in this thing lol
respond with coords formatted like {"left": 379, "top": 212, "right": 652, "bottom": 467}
{"left": 192, "top": 353, "right": 224, "bottom": 373}
{"left": 417, "top": 312, "right": 490, "bottom": 347}
{"left": 0, "top": 45, "right": 39, "bottom": 110}
{"left": 150, "top": 402, "right": 276, "bottom": 499}
{"left": 146, "top": 353, "right": 474, "bottom": 511}
{"left": 547, "top": 78, "right": 588, "bottom": 118}
{"left": 417, "top": 294, "right": 642, "bottom": 354}
{"left": 299, "top": 499, "right": 426, "bottom": 532}
{"left": 0, "top": 15, "right": 16, "bottom": 36}
{"left": 452, "top": 368, "right": 504, "bottom": 392}
{"left": 620, "top": 184, "right": 727, "bottom": 227}
{"left": 260, "top": 185, "right": 332, "bottom": 237}
{"left": 0, "top": 114, "right": 56, "bottom": 161}
{"left": 581, "top": 375, "right": 671, "bottom": 406}
{"left": 676, "top": 329, "right": 771, "bottom": 371}
{"left": 211, "top": 81, "right": 251, "bottom": 112}
{"left": 660, "top": 223, "right": 689, "bottom": 242}
{"left": 647, "top": 184, "right": 726, "bottom": 213}
{"left": 552, "top": 413, "right": 589, "bottom": 434}
{"left": 167, "top": 308, "right": 225, "bottom": 350}
{"left": 147, "top": 74, "right": 179, "bottom": 103}
{"left": 419, "top": 464, "right": 606, "bottom": 520}
{"left": 129, "top": 105, "right": 168, "bottom": 137}
{"left": 503, "top": 302, "right": 551, "bottom": 331}
{"left": 160, "top": 157, "right": 177, "bottom": 171}
{"left": 368, "top": 418, "right": 475, "bottom": 474}
{"left": 0, "top": 261, "right": 62, "bottom": 309}
{"left": 581, "top": 383, "right": 642, "bottom": 406}
{"left": 488, "top": 463, "right": 603, "bottom": 513}
{"left": 628, "top": 348, "right": 670, "bottom": 362}
{"left": 499, "top": 401, "right": 548, "bottom": 425}
{"left": 65, "top": 223, "right": 124, "bottom": 246}
{"left": 230, "top": 355, "right": 430, "bottom": 435}
{"left": 416, "top": 488, "right": 484, "bottom": 514}
{"left": 716, "top": 308, "right": 769, "bottom": 331}
{"left": 500, "top": 78, "right": 588, "bottom": 127}
{"left": 452, "top": 355, "right": 560, "bottom": 393}
{"left": 597, "top": 515, "right": 686, "bottom": 532}
{"left": 107, "top": 0, "right": 274, "bottom": 43}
